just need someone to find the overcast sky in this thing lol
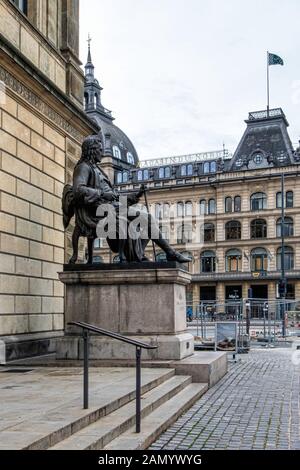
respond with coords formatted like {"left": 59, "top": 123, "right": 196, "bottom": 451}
{"left": 80, "top": 0, "right": 300, "bottom": 160}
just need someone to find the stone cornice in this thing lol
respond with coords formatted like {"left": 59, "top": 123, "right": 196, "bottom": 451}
{"left": 0, "top": 63, "right": 85, "bottom": 142}
{"left": 0, "top": 36, "right": 99, "bottom": 141}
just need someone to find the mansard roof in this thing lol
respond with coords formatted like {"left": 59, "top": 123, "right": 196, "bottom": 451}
{"left": 114, "top": 108, "right": 300, "bottom": 185}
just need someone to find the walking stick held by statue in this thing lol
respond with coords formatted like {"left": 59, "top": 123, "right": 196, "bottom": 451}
{"left": 140, "top": 184, "right": 157, "bottom": 261}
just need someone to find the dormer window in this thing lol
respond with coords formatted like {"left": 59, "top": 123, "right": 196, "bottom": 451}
{"left": 252, "top": 152, "right": 263, "bottom": 165}
{"left": 210, "top": 161, "right": 216, "bottom": 172}
{"left": 113, "top": 145, "right": 121, "bottom": 159}
{"left": 204, "top": 161, "right": 217, "bottom": 173}
{"left": 180, "top": 164, "right": 193, "bottom": 177}
{"left": 127, "top": 152, "right": 134, "bottom": 164}
{"left": 117, "top": 171, "right": 129, "bottom": 184}
{"left": 203, "top": 162, "right": 210, "bottom": 173}
{"left": 11, "top": 0, "right": 27, "bottom": 14}
{"left": 159, "top": 166, "right": 171, "bottom": 179}
{"left": 137, "top": 169, "right": 149, "bottom": 181}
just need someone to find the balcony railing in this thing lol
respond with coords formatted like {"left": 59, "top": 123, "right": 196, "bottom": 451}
{"left": 192, "top": 269, "right": 300, "bottom": 282}
{"left": 139, "top": 149, "right": 232, "bottom": 168}
{"left": 248, "top": 108, "right": 284, "bottom": 121}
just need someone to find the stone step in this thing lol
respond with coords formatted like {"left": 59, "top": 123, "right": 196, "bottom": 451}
{"left": 49, "top": 375, "right": 192, "bottom": 450}
{"left": 23, "top": 368, "right": 175, "bottom": 450}
{"left": 104, "top": 383, "right": 208, "bottom": 450}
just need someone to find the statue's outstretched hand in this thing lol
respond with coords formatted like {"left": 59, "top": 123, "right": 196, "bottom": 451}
{"left": 102, "top": 191, "right": 116, "bottom": 202}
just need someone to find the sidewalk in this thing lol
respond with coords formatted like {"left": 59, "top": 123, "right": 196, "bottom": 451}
{"left": 150, "top": 348, "right": 300, "bottom": 450}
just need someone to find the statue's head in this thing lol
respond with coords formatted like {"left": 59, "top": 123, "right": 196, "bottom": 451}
{"left": 81, "top": 135, "right": 103, "bottom": 164}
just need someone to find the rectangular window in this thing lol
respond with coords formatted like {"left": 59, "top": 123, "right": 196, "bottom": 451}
{"left": 11, "top": 0, "right": 27, "bottom": 14}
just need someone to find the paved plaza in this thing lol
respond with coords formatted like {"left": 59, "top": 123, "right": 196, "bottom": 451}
{"left": 150, "top": 348, "right": 300, "bottom": 450}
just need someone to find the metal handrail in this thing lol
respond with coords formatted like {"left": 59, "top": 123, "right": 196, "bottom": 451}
{"left": 68, "top": 321, "right": 157, "bottom": 433}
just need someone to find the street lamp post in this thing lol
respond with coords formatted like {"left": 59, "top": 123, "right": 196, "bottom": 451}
{"left": 280, "top": 173, "right": 286, "bottom": 337}
{"left": 263, "top": 302, "right": 268, "bottom": 340}
{"left": 245, "top": 300, "right": 251, "bottom": 335}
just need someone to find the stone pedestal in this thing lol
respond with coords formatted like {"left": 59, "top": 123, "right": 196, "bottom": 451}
{"left": 57, "top": 262, "right": 194, "bottom": 360}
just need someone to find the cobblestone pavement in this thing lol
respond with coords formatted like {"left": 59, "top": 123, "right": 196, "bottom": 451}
{"left": 150, "top": 349, "right": 300, "bottom": 450}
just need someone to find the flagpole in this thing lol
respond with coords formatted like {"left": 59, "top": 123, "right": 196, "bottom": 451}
{"left": 267, "top": 51, "right": 270, "bottom": 116}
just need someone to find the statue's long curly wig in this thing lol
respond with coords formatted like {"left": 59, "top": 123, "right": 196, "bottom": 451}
{"left": 80, "top": 135, "right": 103, "bottom": 164}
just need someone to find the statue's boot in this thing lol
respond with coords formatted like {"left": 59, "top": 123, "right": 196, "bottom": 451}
{"left": 166, "top": 251, "right": 191, "bottom": 263}
{"left": 153, "top": 238, "right": 190, "bottom": 263}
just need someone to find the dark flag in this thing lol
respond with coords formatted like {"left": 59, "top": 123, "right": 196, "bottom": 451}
{"left": 268, "top": 52, "right": 284, "bottom": 66}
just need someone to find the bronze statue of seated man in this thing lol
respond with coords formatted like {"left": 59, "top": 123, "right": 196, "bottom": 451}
{"left": 62, "top": 135, "right": 190, "bottom": 264}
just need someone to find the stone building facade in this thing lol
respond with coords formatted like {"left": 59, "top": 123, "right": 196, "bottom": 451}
{"left": 96, "top": 108, "right": 300, "bottom": 312}
{"left": 0, "top": 0, "right": 99, "bottom": 359}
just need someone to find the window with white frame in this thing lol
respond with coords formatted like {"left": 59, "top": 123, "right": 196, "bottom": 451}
{"left": 127, "top": 152, "right": 134, "bottom": 164}
{"left": 113, "top": 145, "right": 121, "bottom": 159}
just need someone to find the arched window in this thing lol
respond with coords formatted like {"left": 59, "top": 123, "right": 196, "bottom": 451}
{"left": 234, "top": 196, "right": 241, "bottom": 212}
{"left": 208, "top": 199, "right": 216, "bottom": 214}
{"left": 137, "top": 169, "right": 148, "bottom": 181}
{"left": 276, "top": 217, "right": 294, "bottom": 237}
{"left": 127, "top": 152, "right": 134, "bottom": 164}
{"left": 177, "top": 202, "right": 184, "bottom": 217}
{"left": 286, "top": 191, "right": 293, "bottom": 208}
{"left": 277, "top": 246, "right": 294, "bottom": 270}
{"left": 199, "top": 199, "right": 206, "bottom": 215}
{"left": 180, "top": 165, "right": 187, "bottom": 176}
{"left": 122, "top": 171, "right": 128, "bottom": 183}
{"left": 158, "top": 167, "right": 165, "bottom": 179}
{"left": 225, "top": 197, "right": 232, "bottom": 213}
{"left": 203, "top": 223, "right": 215, "bottom": 242}
{"left": 251, "top": 192, "right": 267, "bottom": 211}
{"left": 210, "top": 161, "right": 216, "bottom": 173}
{"left": 180, "top": 251, "right": 193, "bottom": 261}
{"left": 201, "top": 250, "right": 216, "bottom": 272}
{"left": 251, "top": 219, "right": 267, "bottom": 239}
{"left": 225, "top": 220, "right": 241, "bottom": 240}
{"left": 156, "top": 252, "right": 167, "bottom": 262}
{"left": 165, "top": 166, "right": 171, "bottom": 178}
{"left": 116, "top": 172, "right": 122, "bottom": 184}
{"left": 187, "top": 164, "right": 193, "bottom": 176}
{"left": 113, "top": 145, "right": 121, "bottom": 159}
{"left": 177, "top": 224, "right": 193, "bottom": 244}
{"left": 203, "top": 162, "right": 210, "bottom": 173}
{"left": 185, "top": 201, "right": 193, "bottom": 216}
{"left": 251, "top": 247, "right": 268, "bottom": 272}
{"left": 226, "top": 249, "right": 242, "bottom": 272}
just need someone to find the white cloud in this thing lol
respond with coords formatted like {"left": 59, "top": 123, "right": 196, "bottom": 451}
{"left": 80, "top": 0, "right": 300, "bottom": 158}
